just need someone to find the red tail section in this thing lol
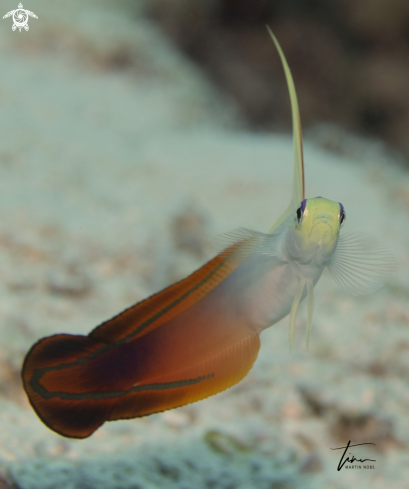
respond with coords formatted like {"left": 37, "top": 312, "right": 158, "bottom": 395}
{"left": 22, "top": 247, "right": 261, "bottom": 439}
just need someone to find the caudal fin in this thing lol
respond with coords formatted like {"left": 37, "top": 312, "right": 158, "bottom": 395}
{"left": 22, "top": 334, "right": 116, "bottom": 439}
{"left": 22, "top": 329, "right": 260, "bottom": 439}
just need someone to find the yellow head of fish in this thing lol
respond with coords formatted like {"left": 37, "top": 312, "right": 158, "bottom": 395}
{"left": 285, "top": 197, "right": 345, "bottom": 271}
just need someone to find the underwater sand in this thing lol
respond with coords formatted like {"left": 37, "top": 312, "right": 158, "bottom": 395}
{"left": 0, "top": 1, "right": 408, "bottom": 488}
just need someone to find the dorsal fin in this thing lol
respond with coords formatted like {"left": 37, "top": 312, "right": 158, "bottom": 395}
{"left": 266, "top": 27, "right": 305, "bottom": 233}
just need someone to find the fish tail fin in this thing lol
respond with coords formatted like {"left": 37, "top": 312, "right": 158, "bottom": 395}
{"left": 22, "top": 329, "right": 261, "bottom": 439}
{"left": 22, "top": 334, "right": 115, "bottom": 439}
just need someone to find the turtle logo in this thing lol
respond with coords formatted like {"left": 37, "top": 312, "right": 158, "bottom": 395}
{"left": 3, "top": 3, "right": 38, "bottom": 32}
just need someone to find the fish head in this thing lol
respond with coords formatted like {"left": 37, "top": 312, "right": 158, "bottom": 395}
{"left": 285, "top": 197, "right": 345, "bottom": 269}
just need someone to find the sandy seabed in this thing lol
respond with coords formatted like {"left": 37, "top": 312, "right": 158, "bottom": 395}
{"left": 0, "top": 1, "right": 408, "bottom": 488}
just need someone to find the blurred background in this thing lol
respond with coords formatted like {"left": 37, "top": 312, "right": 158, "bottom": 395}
{"left": 148, "top": 0, "right": 409, "bottom": 159}
{"left": 0, "top": 1, "right": 408, "bottom": 489}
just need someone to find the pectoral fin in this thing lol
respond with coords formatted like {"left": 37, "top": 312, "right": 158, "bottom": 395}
{"left": 328, "top": 233, "right": 396, "bottom": 296}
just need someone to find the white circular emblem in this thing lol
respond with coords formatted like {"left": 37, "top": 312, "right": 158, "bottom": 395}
{"left": 13, "top": 8, "right": 29, "bottom": 30}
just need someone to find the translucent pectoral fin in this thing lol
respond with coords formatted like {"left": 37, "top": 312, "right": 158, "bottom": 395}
{"left": 328, "top": 233, "right": 397, "bottom": 296}
{"left": 288, "top": 280, "right": 305, "bottom": 350}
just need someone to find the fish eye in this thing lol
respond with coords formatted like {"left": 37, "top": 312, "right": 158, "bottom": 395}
{"left": 296, "top": 207, "right": 302, "bottom": 222}
{"left": 339, "top": 210, "right": 346, "bottom": 227}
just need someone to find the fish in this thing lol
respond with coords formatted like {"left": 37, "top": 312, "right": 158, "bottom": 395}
{"left": 21, "top": 28, "right": 396, "bottom": 439}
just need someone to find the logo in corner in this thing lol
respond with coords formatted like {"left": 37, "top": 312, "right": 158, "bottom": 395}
{"left": 3, "top": 3, "right": 38, "bottom": 32}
